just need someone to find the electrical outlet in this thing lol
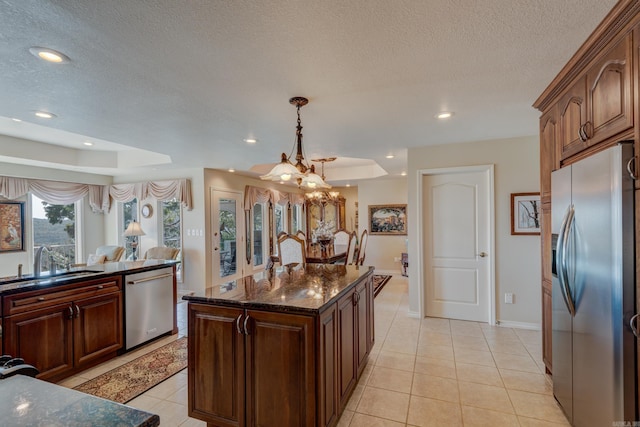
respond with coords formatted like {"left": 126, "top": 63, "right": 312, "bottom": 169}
{"left": 505, "top": 293, "right": 514, "bottom": 304}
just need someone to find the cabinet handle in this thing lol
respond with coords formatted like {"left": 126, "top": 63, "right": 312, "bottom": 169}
{"left": 67, "top": 306, "right": 74, "bottom": 319}
{"left": 578, "top": 125, "right": 587, "bottom": 142}
{"left": 37, "top": 297, "right": 45, "bottom": 301}
{"left": 626, "top": 157, "right": 638, "bottom": 180}
{"left": 243, "top": 315, "right": 251, "bottom": 335}
{"left": 235, "top": 314, "right": 243, "bottom": 334}
{"left": 630, "top": 314, "right": 640, "bottom": 338}
{"left": 97, "top": 285, "right": 103, "bottom": 289}
{"left": 74, "top": 304, "right": 80, "bottom": 318}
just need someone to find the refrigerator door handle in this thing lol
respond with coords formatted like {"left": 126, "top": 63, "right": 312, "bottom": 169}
{"left": 630, "top": 314, "right": 640, "bottom": 338}
{"left": 560, "top": 205, "right": 576, "bottom": 316}
{"left": 626, "top": 156, "right": 638, "bottom": 180}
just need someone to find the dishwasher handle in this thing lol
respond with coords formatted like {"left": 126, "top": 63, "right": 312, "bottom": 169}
{"left": 127, "top": 273, "right": 174, "bottom": 285}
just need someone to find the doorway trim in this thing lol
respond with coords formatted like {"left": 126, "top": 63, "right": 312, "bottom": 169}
{"left": 416, "top": 165, "right": 496, "bottom": 325}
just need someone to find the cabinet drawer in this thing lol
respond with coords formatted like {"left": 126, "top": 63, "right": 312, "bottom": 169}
{"left": 4, "top": 277, "right": 121, "bottom": 316}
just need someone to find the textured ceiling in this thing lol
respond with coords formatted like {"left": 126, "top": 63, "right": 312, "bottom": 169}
{"left": 0, "top": 0, "right": 618, "bottom": 183}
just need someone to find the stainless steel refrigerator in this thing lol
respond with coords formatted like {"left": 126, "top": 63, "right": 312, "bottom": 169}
{"left": 551, "top": 143, "right": 637, "bottom": 426}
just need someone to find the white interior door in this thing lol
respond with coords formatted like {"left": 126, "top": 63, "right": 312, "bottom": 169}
{"left": 423, "top": 169, "right": 492, "bottom": 322}
{"left": 211, "top": 189, "right": 244, "bottom": 286}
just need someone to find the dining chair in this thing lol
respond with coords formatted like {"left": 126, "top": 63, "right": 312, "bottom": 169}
{"left": 346, "top": 231, "right": 357, "bottom": 265}
{"left": 277, "top": 234, "right": 306, "bottom": 267}
{"left": 333, "top": 229, "right": 351, "bottom": 246}
{"left": 357, "top": 229, "right": 369, "bottom": 266}
{"left": 295, "top": 230, "right": 307, "bottom": 244}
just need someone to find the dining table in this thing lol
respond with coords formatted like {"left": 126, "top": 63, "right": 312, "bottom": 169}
{"left": 270, "top": 243, "right": 348, "bottom": 265}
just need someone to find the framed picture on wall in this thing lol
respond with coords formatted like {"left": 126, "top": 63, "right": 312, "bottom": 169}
{"left": 511, "top": 193, "right": 541, "bottom": 235}
{"left": 0, "top": 201, "right": 25, "bottom": 252}
{"left": 369, "top": 204, "right": 407, "bottom": 235}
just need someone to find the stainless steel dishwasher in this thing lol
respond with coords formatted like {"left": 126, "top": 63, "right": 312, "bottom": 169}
{"left": 124, "top": 267, "right": 174, "bottom": 350}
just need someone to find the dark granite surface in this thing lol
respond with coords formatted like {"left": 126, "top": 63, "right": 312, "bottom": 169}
{"left": 0, "top": 375, "right": 159, "bottom": 427}
{"left": 183, "top": 264, "right": 374, "bottom": 314}
{"left": 0, "top": 260, "right": 178, "bottom": 295}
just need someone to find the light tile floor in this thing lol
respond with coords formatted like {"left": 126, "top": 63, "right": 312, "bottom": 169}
{"left": 58, "top": 276, "right": 569, "bottom": 426}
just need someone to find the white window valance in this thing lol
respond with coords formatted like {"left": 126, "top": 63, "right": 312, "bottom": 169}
{"left": 108, "top": 179, "right": 193, "bottom": 211}
{"left": 0, "top": 176, "right": 192, "bottom": 213}
{"left": 0, "top": 176, "right": 109, "bottom": 213}
{"left": 243, "top": 185, "right": 305, "bottom": 210}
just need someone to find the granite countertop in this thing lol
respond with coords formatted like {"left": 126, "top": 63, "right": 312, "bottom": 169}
{"left": 0, "top": 375, "right": 159, "bottom": 427}
{"left": 0, "top": 260, "right": 178, "bottom": 295}
{"left": 183, "top": 264, "right": 374, "bottom": 314}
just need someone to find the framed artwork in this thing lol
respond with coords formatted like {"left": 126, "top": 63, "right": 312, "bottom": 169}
{"left": 0, "top": 201, "right": 25, "bottom": 252}
{"left": 511, "top": 193, "right": 541, "bottom": 235}
{"left": 369, "top": 204, "right": 407, "bottom": 235}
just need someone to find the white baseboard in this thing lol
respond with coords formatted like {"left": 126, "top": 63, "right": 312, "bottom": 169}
{"left": 407, "top": 310, "right": 421, "bottom": 318}
{"left": 496, "top": 320, "right": 541, "bottom": 330}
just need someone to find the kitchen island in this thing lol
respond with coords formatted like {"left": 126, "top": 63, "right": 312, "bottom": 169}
{"left": 0, "top": 260, "right": 179, "bottom": 382}
{"left": 183, "top": 263, "right": 375, "bottom": 427}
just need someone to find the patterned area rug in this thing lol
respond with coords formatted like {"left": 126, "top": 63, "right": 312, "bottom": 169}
{"left": 74, "top": 337, "right": 187, "bottom": 404}
{"left": 373, "top": 274, "right": 392, "bottom": 297}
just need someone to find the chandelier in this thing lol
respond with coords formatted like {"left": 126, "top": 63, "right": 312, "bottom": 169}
{"left": 260, "top": 97, "right": 331, "bottom": 189}
{"left": 305, "top": 157, "right": 339, "bottom": 201}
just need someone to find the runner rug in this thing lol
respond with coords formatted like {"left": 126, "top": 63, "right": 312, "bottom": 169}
{"left": 373, "top": 274, "right": 392, "bottom": 297}
{"left": 74, "top": 337, "right": 188, "bottom": 404}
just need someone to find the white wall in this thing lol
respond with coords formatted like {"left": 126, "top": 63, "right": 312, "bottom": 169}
{"left": 357, "top": 178, "right": 408, "bottom": 274}
{"left": 407, "top": 136, "right": 541, "bottom": 327}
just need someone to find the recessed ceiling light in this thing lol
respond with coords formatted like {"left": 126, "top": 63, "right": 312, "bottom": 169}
{"left": 401, "top": 171, "right": 407, "bottom": 176}
{"left": 11, "top": 118, "right": 22, "bottom": 122}
{"left": 346, "top": 184, "right": 351, "bottom": 187}
{"left": 244, "top": 138, "right": 258, "bottom": 144}
{"left": 228, "top": 168, "right": 235, "bottom": 173}
{"left": 83, "top": 141, "right": 94, "bottom": 146}
{"left": 34, "top": 111, "right": 56, "bottom": 119}
{"left": 29, "top": 47, "right": 70, "bottom": 64}
{"left": 436, "top": 112, "right": 454, "bottom": 119}
{"left": 386, "top": 154, "right": 395, "bottom": 159}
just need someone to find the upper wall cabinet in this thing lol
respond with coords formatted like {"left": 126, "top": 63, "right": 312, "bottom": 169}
{"left": 540, "top": 106, "right": 559, "bottom": 204}
{"left": 558, "top": 31, "right": 633, "bottom": 162}
{"left": 585, "top": 31, "right": 633, "bottom": 145}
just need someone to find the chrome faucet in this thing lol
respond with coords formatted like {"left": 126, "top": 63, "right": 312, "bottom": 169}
{"left": 34, "top": 246, "right": 49, "bottom": 278}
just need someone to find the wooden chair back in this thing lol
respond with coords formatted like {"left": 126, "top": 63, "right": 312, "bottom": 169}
{"left": 357, "top": 229, "right": 369, "bottom": 266}
{"left": 277, "top": 234, "right": 306, "bottom": 267}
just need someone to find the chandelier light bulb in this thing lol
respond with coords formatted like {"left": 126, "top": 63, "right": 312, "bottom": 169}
{"left": 281, "top": 173, "right": 291, "bottom": 181}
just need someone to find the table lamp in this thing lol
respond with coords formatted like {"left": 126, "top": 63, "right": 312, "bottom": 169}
{"left": 123, "top": 220, "right": 145, "bottom": 261}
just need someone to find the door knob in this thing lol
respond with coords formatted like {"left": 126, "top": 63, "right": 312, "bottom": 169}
{"left": 478, "top": 252, "right": 488, "bottom": 258}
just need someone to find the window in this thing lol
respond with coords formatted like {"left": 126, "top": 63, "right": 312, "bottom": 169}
{"left": 292, "top": 204, "right": 304, "bottom": 234}
{"left": 252, "top": 202, "right": 265, "bottom": 267}
{"left": 121, "top": 199, "right": 138, "bottom": 259}
{"left": 161, "top": 199, "right": 182, "bottom": 281}
{"left": 32, "top": 194, "right": 77, "bottom": 270}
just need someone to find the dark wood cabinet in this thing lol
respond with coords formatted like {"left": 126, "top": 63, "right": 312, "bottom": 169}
{"left": 188, "top": 304, "right": 316, "bottom": 427}
{"left": 585, "top": 31, "right": 633, "bottom": 146}
{"left": 558, "top": 76, "right": 588, "bottom": 161}
{"left": 3, "top": 276, "right": 123, "bottom": 382}
{"left": 534, "top": 0, "right": 640, "bottom": 377}
{"left": 188, "top": 269, "right": 375, "bottom": 427}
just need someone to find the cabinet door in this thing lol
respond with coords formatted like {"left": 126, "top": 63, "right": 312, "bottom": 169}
{"left": 319, "top": 305, "right": 339, "bottom": 427}
{"left": 74, "top": 291, "right": 123, "bottom": 367}
{"left": 586, "top": 31, "right": 633, "bottom": 145}
{"left": 355, "top": 281, "right": 369, "bottom": 377}
{"left": 245, "top": 310, "right": 315, "bottom": 427}
{"left": 558, "top": 76, "right": 588, "bottom": 160}
{"left": 3, "top": 303, "right": 74, "bottom": 381}
{"left": 337, "top": 289, "right": 357, "bottom": 409}
{"left": 366, "top": 275, "right": 375, "bottom": 355}
{"left": 188, "top": 303, "right": 245, "bottom": 427}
